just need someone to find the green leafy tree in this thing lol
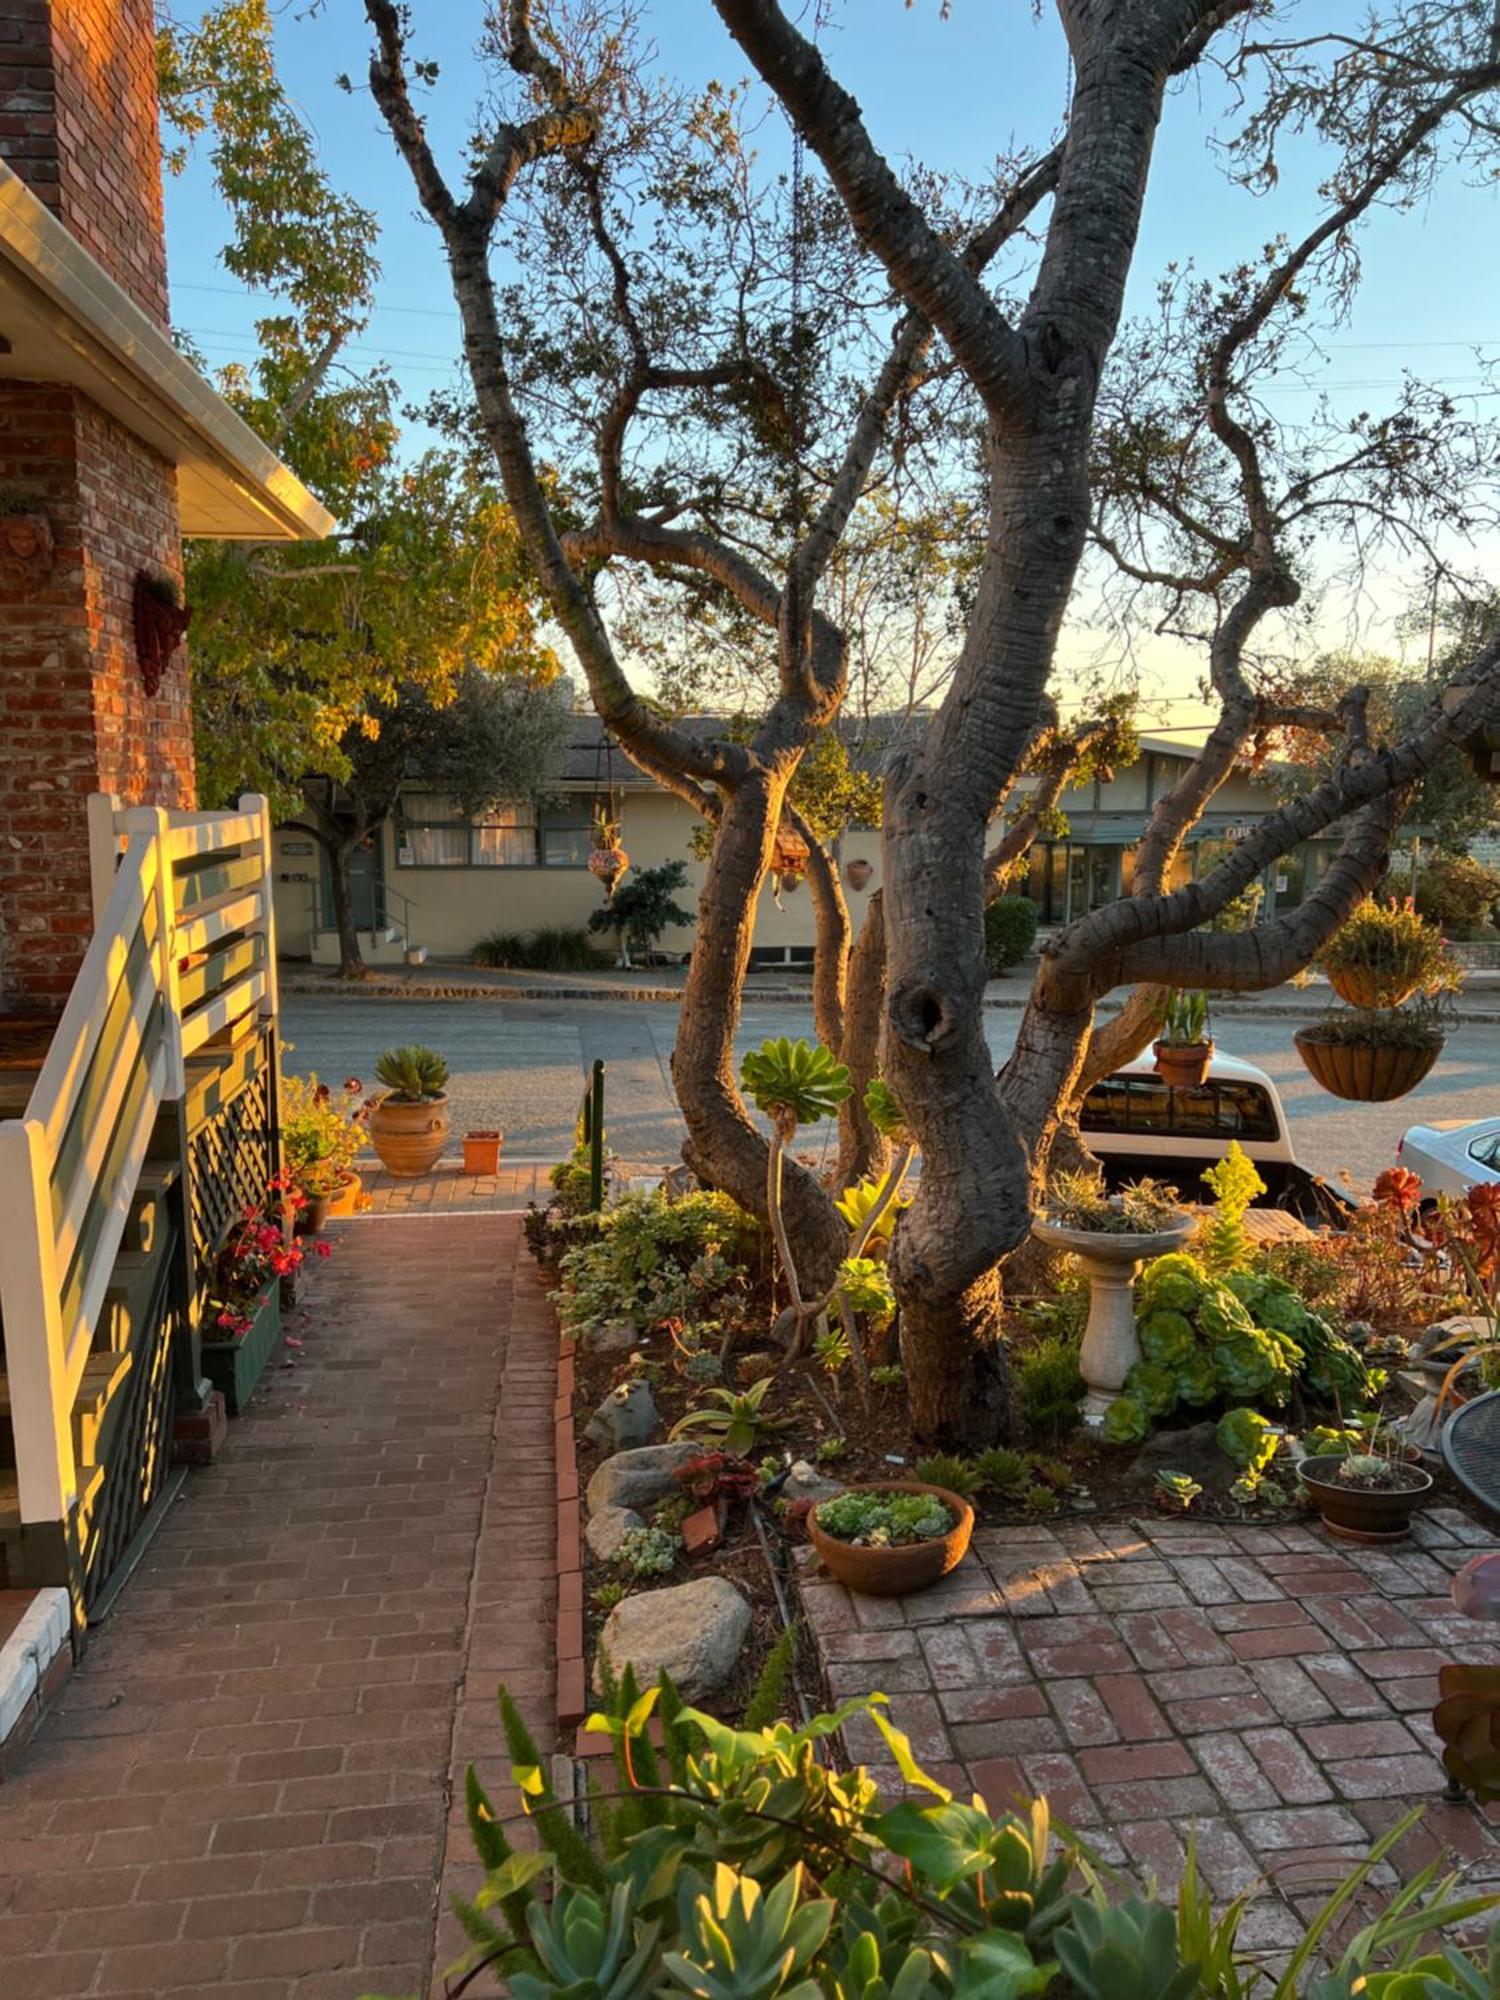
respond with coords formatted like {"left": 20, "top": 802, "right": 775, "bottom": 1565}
{"left": 159, "top": 2, "right": 557, "bottom": 975}
{"left": 588, "top": 862, "right": 694, "bottom": 969}
{"left": 289, "top": 670, "right": 572, "bottom": 977}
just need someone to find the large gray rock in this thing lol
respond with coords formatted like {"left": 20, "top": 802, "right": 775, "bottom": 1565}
{"left": 583, "top": 1318, "right": 639, "bottom": 1357}
{"left": 593, "top": 1577, "right": 752, "bottom": 1699}
{"left": 587, "top": 1441, "right": 701, "bottom": 1514}
{"left": 586, "top": 1379, "right": 660, "bottom": 1452}
{"left": 586, "top": 1505, "right": 644, "bottom": 1563}
{"left": 1126, "top": 1421, "right": 1235, "bottom": 1495}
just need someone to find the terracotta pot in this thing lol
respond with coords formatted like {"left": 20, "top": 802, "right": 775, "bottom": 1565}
{"left": 844, "top": 857, "right": 873, "bottom": 892}
{"left": 1326, "top": 963, "right": 1422, "bottom": 1011}
{"left": 1153, "top": 1039, "right": 1213, "bottom": 1090}
{"left": 300, "top": 1192, "right": 331, "bottom": 1235}
{"left": 1294, "top": 1029, "right": 1442, "bottom": 1103}
{"left": 1299, "top": 1453, "right": 1433, "bottom": 1543}
{"left": 807, "top": 1480, "right": 974, "bottom": 1597}
{"left": 463, "top": 1129, "right": 504, "bottom": 1175}
{"left": 325, "top": 1169, "right": 362, "bottom": 1218}
{"left": 368, "top": 1092, "right": 450, "bottom": 1177}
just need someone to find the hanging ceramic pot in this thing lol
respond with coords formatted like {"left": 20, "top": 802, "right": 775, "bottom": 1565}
{"left": 844, "top": 857, "right": 873, "bottom": 892}
{"left": 587, "top": 820, "right": 629, "bottom": 898}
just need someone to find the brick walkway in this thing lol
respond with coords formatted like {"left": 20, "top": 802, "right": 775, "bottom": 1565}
{"left": 362, "top": 1159, "right": 549, "bottom": 1214}
{"left": 800, "top": 1509, "right": 1500, "bottom": 1949}
{"left": 0, "top": 1213, "right": 556, "bottom": 1999}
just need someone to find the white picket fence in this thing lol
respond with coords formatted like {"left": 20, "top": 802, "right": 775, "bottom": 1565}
{"left": 0, "top": 794, "right": 277, "bottom": 1534}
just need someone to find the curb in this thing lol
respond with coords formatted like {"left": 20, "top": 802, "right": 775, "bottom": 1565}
{"left": 554, "top": 1328, "right": 586, "bottom": 1729}
{"left": 280, "top": 974, "right": 1500, "bottom": 1027}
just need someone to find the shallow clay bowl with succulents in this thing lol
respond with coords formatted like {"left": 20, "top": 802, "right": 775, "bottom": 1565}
{"left": 807, "top": 1480, "right": 974, "bottom": 1597}
{"left": 1299, "top": 1453, "right": 1434, "bottom": 1544}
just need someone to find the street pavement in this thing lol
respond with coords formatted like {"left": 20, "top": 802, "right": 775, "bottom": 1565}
{"left": 281, "top": 990, "right": 1500, "bottom": 1195}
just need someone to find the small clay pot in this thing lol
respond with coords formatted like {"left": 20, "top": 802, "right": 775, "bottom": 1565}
{"left": 1299, "top": 1453, "right": 1433, "bottom": 1543}
{"left": 807, "top": 1480, "right": 974, "bottom": 1597}
{"left": 368, "top": 1092, "right": 450, "bottom": 1177}
{"left": 463, "top": 1129, "right": 504, "bottom": 1175}
{"left": 325, "top": 1169, "right": 362, "bottom": 1217}
{"left": 1293, "top": 1030, "right": 1442, "bottom": 1103}
{"left": 298, "top": 1192, "right": 331, "bottom": 1235}
{"left": 1153, "top": 1039, "right": 1213, "bottom": 1090}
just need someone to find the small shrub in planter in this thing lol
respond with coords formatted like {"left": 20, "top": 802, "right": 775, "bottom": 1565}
{"left": 1045, "top": 1169, "right": 1184, "bottom": 1235}
{"left": 807, "top": 1479, "right": 973, "bottom": 1595}
{"left": 1152, "top": 987, "right": 1214, "bottom": 1088}
{"left": 1321, "top": 896, "right": 1460, "bottom": 1009}
{"left": 1299, "top": 1448, "right": 1434, "bottom": 1543}
{"left": 281, "top": 1072, "right": 368, "bottom": 1226}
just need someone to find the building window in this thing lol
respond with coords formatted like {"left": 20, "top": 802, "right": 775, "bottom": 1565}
{"left": 396, "top": 792, "right": 596, "bottom": 868}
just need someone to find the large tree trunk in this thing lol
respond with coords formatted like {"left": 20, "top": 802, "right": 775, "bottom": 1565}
{"left": 674, "top": 772, "right": 846, "bottom": 1288}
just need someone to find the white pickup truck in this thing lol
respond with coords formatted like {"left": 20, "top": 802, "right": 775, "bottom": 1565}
{"left": 1079, "top": 1052, "right": 1350, "bottom": 1226}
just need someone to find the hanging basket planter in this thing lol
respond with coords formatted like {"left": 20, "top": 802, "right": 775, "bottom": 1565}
{"left": 133, "top": 570, "right": 191, "bottom": 696}
{"left": 587, "top": 817, "right": 629, "bottom": 899}
{"left": 1326, "top": 964, "right": 1422, "bottom": 1011}
{"left": 1293, "top": 1025, "right": 1443, "bottom": 1103}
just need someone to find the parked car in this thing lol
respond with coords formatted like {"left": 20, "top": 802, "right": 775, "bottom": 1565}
{"left": 1396, "top": 1115, "right": 1500, "bottom": 1202}
{"left": 1079, "top": 1053, "right": 1351, "bottom": 1226}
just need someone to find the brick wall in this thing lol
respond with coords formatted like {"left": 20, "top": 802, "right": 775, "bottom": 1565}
{"left": 0, "top": 0, "right": 169, "bottom": 325}
{"left": 0, "top": 4, "right": 194, "bottom": 1008}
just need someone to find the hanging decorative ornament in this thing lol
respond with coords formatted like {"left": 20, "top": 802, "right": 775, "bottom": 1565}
{"left": 769, "top": 821, "right": 810, "bottom": 908}
{"left": 588, "top": 816, "right": 629, "bottom": 900}
{"left": 844, "top": 857, "right": 873, "bottom": 892}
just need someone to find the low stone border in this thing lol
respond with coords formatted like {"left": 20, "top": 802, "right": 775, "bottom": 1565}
{"left": 0, "top": 1587, "right": 71, "bottom": 1776}
{"left": 556, "top": 1330, "right": 587, "bottom": 1728}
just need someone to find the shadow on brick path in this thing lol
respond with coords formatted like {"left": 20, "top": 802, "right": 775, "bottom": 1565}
{"left": 0, "top": 1213, "right": 556, "bottom": 2000}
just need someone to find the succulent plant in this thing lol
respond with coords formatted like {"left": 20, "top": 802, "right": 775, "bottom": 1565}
{"left": 1053, "top": 1896, "right": 1199, "bottom": 2000}
{"left": 740, "top": 1037, "right": 852, "bottom": 1132}
{"left": 374, "top": 1043, "right": 449, "bottom": 1100}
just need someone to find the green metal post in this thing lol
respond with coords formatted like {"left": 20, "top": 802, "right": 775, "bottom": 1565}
{"left": 588, "top": 1059, "right": 605, "bottom": 1211}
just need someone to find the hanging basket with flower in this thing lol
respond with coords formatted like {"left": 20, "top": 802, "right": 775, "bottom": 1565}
{"left": 1320, "top": 897, "right": 1460, "bottom": 1011}
{"left": 587, "top": 817, "right": 630, "bottom": 899}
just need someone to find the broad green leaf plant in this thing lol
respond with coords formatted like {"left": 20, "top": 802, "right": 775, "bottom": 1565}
{"left": 396, "top": 1676, "right": 1500, "bottom": 2000}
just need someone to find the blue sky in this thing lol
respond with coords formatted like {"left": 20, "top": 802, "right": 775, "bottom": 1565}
{"left": 163, "top": 3, "right": 1500, "bottom": 722}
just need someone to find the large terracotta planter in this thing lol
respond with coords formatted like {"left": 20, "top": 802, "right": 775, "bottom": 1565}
{"left": 1293, "top": 1028, "right": 1442, "bottom": 1103}
{"left": 1326, "top": 963, "right": 1421, "bottom": 1011}
{"left": 1299, "top": 1453, "right": 1433, "bottom": 1543}
{"left": 1153, "top": 1039, "right": 1213, "bottom": 1090}
{"left": 808, "top": 1481, "right": 974, "bottom": 1597}
{"left": 1032, "top": 1210, "right": 1196, "bottom": 1424}
{"left": 368, "top": 1092, "right": 450, "bottom": 1176}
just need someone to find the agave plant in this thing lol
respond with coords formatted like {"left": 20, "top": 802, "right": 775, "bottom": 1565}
{"left": 669, "top": 1377, "right": 789, "bottom": 1456}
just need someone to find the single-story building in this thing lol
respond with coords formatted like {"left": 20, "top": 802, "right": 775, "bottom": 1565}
{"left": 271, "top": 723, "right": 1346, "bottom": 966}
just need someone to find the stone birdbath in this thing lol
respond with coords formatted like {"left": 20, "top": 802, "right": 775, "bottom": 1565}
{"left": 1031, "top": 1209, "right": 1196, "bottom": 1425}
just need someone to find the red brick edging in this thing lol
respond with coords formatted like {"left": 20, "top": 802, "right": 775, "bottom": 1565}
{"left": 555, "top": 1331, "right": 586, "bottom": 1726}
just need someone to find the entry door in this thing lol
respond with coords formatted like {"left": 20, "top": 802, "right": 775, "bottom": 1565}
{"left": 321, "top": 836, "right": 383, "bottom": 930}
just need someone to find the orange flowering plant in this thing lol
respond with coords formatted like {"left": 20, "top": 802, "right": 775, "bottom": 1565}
{"left": 1373, "top": 1167, "right": 1500, "bottom": 1409}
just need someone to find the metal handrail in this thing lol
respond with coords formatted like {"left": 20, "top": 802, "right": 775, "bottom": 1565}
{"left": 308, "top": 877, "right": 419, "bottom": 943}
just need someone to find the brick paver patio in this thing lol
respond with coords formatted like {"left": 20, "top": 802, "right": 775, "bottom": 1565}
{"left": 0, "top": 1213, "right": 555, "bottom": 1999}
{"left": 799, "top": 1509, "right": 1500, "bottom": 1949}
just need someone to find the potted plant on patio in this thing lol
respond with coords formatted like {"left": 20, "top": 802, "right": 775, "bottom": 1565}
{"left": 1152, "top": 988, "right": 1214, "bottom": 1089}
{"left": 1032, "top": 1172, "right": 1195, "bottom": 1424}
{"left": 1299, "top": 1435, "right": 1433, "bottom": 1543}
{"left": 202, "top": 1179, "right": 326, "bottom": 1415}
{"left": 1294, "top": 998, "right": 1447, "bottom": 1102}
{"left": 281, "top": 1072, "right": 368, "bottom": 1229}
{"left": 1321, "top": 897, "right": 1459, "bottom": 1011}
{"left": 806, "top": 1479, "right": 974, "bottom": 1596}
{"left": 462, "top": 1128, "right": 504, "bottom": 1174}
{"left": 368, "top": 1044, "right": 451, "bottom": 1176}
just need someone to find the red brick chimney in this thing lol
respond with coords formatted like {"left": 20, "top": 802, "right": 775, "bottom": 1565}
{"left": 0, "top": 0, "right": 195, "bottom": 1009}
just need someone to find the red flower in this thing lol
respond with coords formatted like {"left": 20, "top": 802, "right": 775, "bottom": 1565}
{"left": 314, "top": 1084, "right": 330, "bottom": 1104}
{"left": 1374, "top": 1167, "right": 1423, "bottom": 1214}
{"left": 314, "top": 1240, "right": 333, "bottom": 1258}
{"left": 344, "top": 1077, "right": 363, "bottom": 1094}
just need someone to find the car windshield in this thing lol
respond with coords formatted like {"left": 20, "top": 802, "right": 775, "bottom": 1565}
{"left": 1080, "top": 1074, "right": 1281, "bottom": 1142}
{"left": 1468, "top": 1132, "right": 1500, "bottom": 1168}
